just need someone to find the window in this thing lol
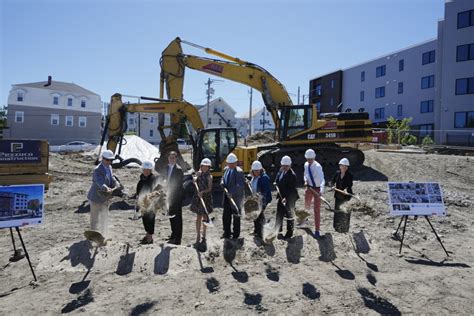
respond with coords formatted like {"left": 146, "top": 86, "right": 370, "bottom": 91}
{"left": 456, "top": 78, "right": 474, "bottom": 95}
{"left": 330, "top": 80, "right": 335, "bottom": 89}
{"left": 397, "top": 104, "right": 403, "bottom": 117}
{"left": 420, "top": 100, "right": 434, "bottom": 113}
{"left": 422, "top": 50, "right": 435, "bottom": 65}
{"left": 398, "top": 82, "right": 404, "bottom": 94}
{"left": 218, "top": 119, "right": 222, "bottom": 126}
{"left": 17, "top": 92, "right": 24, "bottom": 102}
{"left": 399, "top": 59, "right": 404, "bottom": 72}
{"left": 454, "top": 111, "right": 474, "bottom": 128}
{"left": 129, "top": 118, "right": 134, "bottom": 125}
{"left": 51, "top": 114, "right": 59, "bottom": 126}
{"left": 421, "top": 75, "right": 435, "bottom": 89}
{"left": 375, "top": 86, "right": 385, "bottom": 98}
{"left": 66, "top": 116, "right": 73, "bottom": 127}
{"left": 361, "top": 71, "right": 365, "bottom": 82}
{"left": 360, "top": 91, "right": 365, "bottom": 102}
{"left": 376, "top": 65, "right": 386, "bottom": 78}
{"left": 79, "top": 117, "right": 87, "bottom": 127}
{"left": 67, "top": 98, "right": 73, "bottom": 106}
{"left": 208, "top": 118, "right": 212, "bottom": 124}
{"left": 315, "top": 84, "right": 321, "bottom": 96}
{"left": 419, "top": 124, "right": 434, "bottom": 137}
{"left": 457, "top": 10, "right": 474, "bottom": 29}
{"left": 221, "top": 108, "right": 225, "bottom": 113}
{"left": 81, "top": 100, "right": 86, "bottom": 108}
{"left": 15, "top": 111, "right": 24, "bottom": 123}
{"left": 374, "top": 108, "right": 385, "bottom": 120}
{"left": 456, "top": 43, "right": 474, "bottom": 62}
{"left": 330, "top": 97, "right": 334, "bottom": 106}
{"left": 316, "top": 101, "right": 321, "bottom": 112}
{"left": 150, "top": 117, "right": 154, "bottom": 124}
{"left": 53, "top": 96, "right": 59, "bottom": 105}
{"left": 149, "top": 130, "right": 153, "bottom": 137}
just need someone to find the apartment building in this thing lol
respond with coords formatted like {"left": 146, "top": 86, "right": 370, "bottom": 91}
{"left": 309, "top": 0, "right": 474, "bottom": 145}
{"left": 5, "top": 77, "right": 102, "bottom": 145}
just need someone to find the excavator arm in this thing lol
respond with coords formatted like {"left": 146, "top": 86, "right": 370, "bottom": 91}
{"left": 103, "top": 93, "right": 204, "bottom": 169}
{"left": 160, "top": 37, "right": 293, "bottom": 134}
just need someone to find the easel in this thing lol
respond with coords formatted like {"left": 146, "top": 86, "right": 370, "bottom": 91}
{"left": 8, "top": 227, "right": 38, "bottom": 281}
{"left": 394, "top": 215, "right": 449, "bottom": 257}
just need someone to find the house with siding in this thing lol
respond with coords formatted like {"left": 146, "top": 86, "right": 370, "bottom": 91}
{"left": 5, "top": 76, "right": 103, "bottom": 145}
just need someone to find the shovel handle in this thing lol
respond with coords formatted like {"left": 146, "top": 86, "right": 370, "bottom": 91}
{"left": 194, "top": 181, "right": 210, "bottom": 216}
{"left": 224, "top": 188, "right": 241, "bottom": 216}
{"left": 333, "top": 187, "right": 360, "bottom": 200}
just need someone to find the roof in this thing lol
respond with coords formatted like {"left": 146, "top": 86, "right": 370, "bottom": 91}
{"left": 238, "top": 106, "right": 265, "bottom": 119}
{"left": 13, "top": 80, "right": 99, "bottom": 96}
{"left": 197, "top": 97, "right": 236, "bottom": 114}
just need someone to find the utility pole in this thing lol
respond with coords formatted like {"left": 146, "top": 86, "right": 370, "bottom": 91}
{"left": 205, "top": 78, "right": 223, "bottom": 128}
{"left": 248, "top": 88, "right": 253, "bottom": 136}
{"left": 297, "top": 86, "right": 300, "bottom": 105}
{"left": 262, "top": 108, "right": 266, "bottom": 131}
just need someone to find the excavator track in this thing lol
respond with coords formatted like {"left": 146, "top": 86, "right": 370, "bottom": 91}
{"left": 258, "top": 144, "right": 365, "bottom": 183}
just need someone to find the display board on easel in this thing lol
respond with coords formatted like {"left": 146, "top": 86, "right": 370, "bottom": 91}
{"left": 388, "top": 182, "right": 446, "bottom": 216}
{"left": 0, "top": 184, "right": 45, "bottom": 229}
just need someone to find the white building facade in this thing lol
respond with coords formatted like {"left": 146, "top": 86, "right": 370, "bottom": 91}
{"left": 238, "top": 106, "right": 275, "bottom": 137}
{"left": 5, "top": 77, "right": 103, "bottom": 145}
{"left": 198, "top": 98, "right": 237, "bottom": 128}
{"left": 312, "top": 0, "right": 474, "bottom": 145}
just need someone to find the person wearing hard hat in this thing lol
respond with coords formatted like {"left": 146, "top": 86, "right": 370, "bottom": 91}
{"left": 191, "top": 158, "right": 214, "bottom": 246}
{"left": 135, "top": 161, "right": 160, "bottom": 244}
{"left": 221, "top": 153, "right": 245, "bottom": 239}
{"left": 331, "top": 158, "right": 353, "bottom": 210}
{"left": 274, "top": 155, "right": 299, "bottom": 239}
{"left": 303, "top": 149, "right": 325, "bottom": 238}
{"left": 86, "top": 150, "right": 118, "bottom": 244}
{"left": 249, "top": 160, "right": 272, "bottom": 238}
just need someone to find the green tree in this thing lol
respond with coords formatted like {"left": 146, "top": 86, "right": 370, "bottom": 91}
{"left": 386, "top": 116, "right": 413, "bottom": 145}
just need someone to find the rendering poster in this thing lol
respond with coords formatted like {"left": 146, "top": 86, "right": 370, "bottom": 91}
{"left": 388, "top": 182, "right": 446, "bottom": 216}
{"left": 0, "top": 184, "right": 45, "bottom": 229}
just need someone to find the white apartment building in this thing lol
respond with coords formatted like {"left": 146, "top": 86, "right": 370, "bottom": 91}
{"left": 310, "top": 0, "right": 474, "bottom": 145}
{"left": 5, "top": 76, "right": 103, "bottom": 145}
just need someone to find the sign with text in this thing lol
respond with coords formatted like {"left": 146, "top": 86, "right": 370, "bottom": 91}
{"left": 0, "top": 140, "right": 41, "bottom": 164}
{"left": 0, "top": 184, "right": 45, "bottom": 228}
{"left": 388, "top": 182, "right": 446, "bottom": 216}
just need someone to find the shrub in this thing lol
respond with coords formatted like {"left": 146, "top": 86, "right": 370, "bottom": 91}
{"left": 421, "top": 135, "right": 434, "bottom": 146}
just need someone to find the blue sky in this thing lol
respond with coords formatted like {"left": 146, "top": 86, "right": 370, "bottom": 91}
{"left": 1, "top": 0, "right": 444, "bottom": 116}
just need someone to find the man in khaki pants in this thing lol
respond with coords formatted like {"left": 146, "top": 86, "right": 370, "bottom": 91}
{"left": 86, "top": 150, "right": 117, "bottom": 244}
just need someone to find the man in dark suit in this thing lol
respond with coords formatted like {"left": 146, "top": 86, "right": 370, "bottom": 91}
{"left": 221, "top": 153, "right": 245, "bottom": 239}
{"left": 274, "top": 155, "right": 299, "bottom": 239}
{"left": 166, "top": 151, "right": 184, "bottom": 245}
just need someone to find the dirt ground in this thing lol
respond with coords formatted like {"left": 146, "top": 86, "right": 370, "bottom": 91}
{"left": 1, "top": 150, "right": 473, "bottom": 315}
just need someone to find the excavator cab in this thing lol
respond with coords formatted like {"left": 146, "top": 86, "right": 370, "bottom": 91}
{"left": 194, "top": 128, "right": 237, "bottom": 174}
{"left": 278, "top": 105, "right": 313, "bottom": 140}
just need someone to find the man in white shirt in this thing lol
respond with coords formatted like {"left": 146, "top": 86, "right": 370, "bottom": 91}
{"left": 303, "top": 149, "right": 325, "bottom": 238}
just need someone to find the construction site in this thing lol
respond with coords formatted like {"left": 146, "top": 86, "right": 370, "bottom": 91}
{"left": 1, "top": 0, "right": 474, "bottom": 313}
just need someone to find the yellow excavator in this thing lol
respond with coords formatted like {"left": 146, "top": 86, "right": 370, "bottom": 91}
{"left": 101, "top": 95, "right": 237, "bottom": 174}
{"left": 159, "top": 37, "right": 373, "bottom": 179}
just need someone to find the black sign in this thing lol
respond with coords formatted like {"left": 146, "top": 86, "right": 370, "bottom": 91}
{"left": 0, "top": 140, "right": 41, "bottom": 164}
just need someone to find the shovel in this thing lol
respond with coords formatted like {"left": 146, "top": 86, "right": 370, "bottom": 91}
{"left": 332, "top": 187, "right": 361, "bottom": 201}
{"left": 193, "top": 180, "right": 214, "bottom": 227}
{"left": 307, "top": 186, "right": 335, "bottom": 212}
{"left": 263, "top": 183, "right": 293, "bottom": 243}
{"left": 224, "top": 187, "right": 242, "bottom": 217}
{"left": 243, "top": 181, "right": 261, "bottom": 221}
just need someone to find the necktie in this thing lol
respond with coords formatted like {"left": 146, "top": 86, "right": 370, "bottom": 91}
{"left": 168, "top": 165, "right": 173, "bottom": 180}
{"left": 308, "top": 163, "right": 316, "bottom": 187}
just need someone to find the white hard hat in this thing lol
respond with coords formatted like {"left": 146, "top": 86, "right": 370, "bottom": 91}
{"left": 226, "top": 153, "right": 238, "bottom": 163}
{"left": 142, "top": 161, "right": 154, "bottom": 170}
{"left": 102, "top": 150, "right": 114, "bottom": 160}
{"left": 305, "top": 149, "right": 316, "bottom": 159}
{"left": 280, "top": 155, "right": 292, "bottom": 166}
{"left": 339, "top": 158, "right": 350, "bottom": 166}
{"left": 201, "top": 158, "right": 212, "bottom": 166}
{"left": 251, "top": 160, "right": 263, "bottom": 171}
